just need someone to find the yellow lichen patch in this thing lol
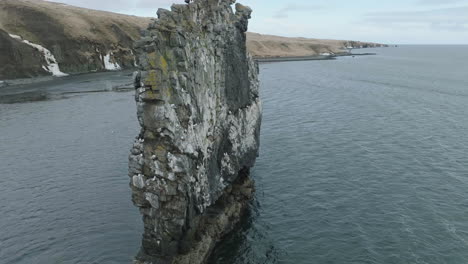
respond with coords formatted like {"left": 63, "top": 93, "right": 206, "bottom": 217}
{"left": 160, "top": 55, "right": 168, "bottom": 73}
{"left": 144, "top": 130, "right": 156, "bottom": 140}
{"left": 165, "top": 87, "right": 172, "bottom": 98}
{"left": 144, "top": 70, "right": 158, "bottom": 90}
{"left": 143, "top": 90, "right": 162, "bottom": 101}
{"left": 148, "top": 52, "right": 158, "bottom": 68}
{"left": 156, "top": 145, "right": 165, "bottom": 151}
{"left": 155, "top": 145, "right": 167, "bottom": 161}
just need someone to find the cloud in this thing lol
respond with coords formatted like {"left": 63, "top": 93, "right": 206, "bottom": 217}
{"left": 416, "top": 0, "right": 466, "bottom": 5}
{"left": 364, "top": 6, "right": 468, "bottom": 32}
{"left": 135, "top": 0, "right": 178, "bottom": 8}
{"left": 273, "top": 4, "right": 323, "bottom": 19}
{"left": 45, "top": 0, "right": 176, "bottom": 12}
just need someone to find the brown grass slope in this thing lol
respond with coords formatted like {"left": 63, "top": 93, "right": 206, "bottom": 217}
{"left": 0, "top": 0, "right": 385, "bottom": 79}
{"left": 0, "top": 0, "right": 151, "bottom": 79}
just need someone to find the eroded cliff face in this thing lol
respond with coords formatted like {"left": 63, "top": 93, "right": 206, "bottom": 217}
{"left": 0, "top": 29, "right": 49, "bottom": 79}
{"left": 0, "top": 0, "right": 150, "bottom": 79}
{"left": 128, "top": 0, "right": 261, "bottom": 263}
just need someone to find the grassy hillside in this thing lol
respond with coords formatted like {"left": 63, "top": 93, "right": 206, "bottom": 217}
{"left": 0, "top": 0, "right": 385, "bottom": 80}
{"left": 0, "top": 0, "right": 151, "bottom": 79}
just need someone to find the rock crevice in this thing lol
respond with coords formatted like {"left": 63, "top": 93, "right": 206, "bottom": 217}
{"left": 128, "top": 0, "right": 261, "bottom": 263}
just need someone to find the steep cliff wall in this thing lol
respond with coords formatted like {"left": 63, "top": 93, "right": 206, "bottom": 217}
{"left": 128, "top": 0, "right": 261, "bottom": 263}
{"left": 0, "top": 0, "right": 150, "bottom": 79}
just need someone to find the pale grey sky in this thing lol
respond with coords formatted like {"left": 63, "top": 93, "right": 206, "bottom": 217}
{"left": 46, "top": 0, "right": 468, "bottom": 44}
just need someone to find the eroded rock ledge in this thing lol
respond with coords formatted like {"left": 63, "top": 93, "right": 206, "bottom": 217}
{"left": 128, "top": 0, "right": 261, "bottom": 263}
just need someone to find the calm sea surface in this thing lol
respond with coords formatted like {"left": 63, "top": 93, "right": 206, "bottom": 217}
{"left": 1, "top": 46, "right": 468, "bottom": 264}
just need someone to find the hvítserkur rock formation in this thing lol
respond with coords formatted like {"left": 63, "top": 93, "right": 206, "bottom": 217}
{"left": 128, "top": 0, "right": 262, "bottom": 263}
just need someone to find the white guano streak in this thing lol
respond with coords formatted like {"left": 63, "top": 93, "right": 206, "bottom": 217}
{"left": 9, "top": 34, "right": 68, "bottom": 77}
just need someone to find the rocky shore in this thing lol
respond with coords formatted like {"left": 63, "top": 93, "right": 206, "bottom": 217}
{"left": 128, "top": 0, "right": 262, "bottom": 263}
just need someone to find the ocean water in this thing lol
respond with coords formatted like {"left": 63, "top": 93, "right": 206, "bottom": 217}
{"left": 0, "top": 90, "right": 142, "bottom": 264}
{"left": 1, "top": 46, "right": 468, "bottom": 264}
{"left": 210, "top": 45, "right": 468, "bottom": 264}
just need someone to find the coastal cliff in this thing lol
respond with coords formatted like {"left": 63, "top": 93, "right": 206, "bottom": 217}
{"left": 0, "top": 0, "right": 150, "bottom": 79}
{"left": 0, "top": 0, "right": 386, "bottom": 81}
{"left": 128, "top": 0, "right": 262, "bottom": 263}
{"left": 0, "top": 28, "right": 48, "bottom": 78}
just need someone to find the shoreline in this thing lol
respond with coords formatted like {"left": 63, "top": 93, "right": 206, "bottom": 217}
{"left": 255, "top": 52, "right": 377, "bottom": 63}
{"left": 0, "top": 69, "right": 137, "bottom": 91}
{"left": 0, "top": 68, "right": 137, "bottom": 88}
{"left": 0, "top": 70, "right": 135, "bottom": 104}
{"left": 0, "top": 52, "right": 378, "bottom": 89}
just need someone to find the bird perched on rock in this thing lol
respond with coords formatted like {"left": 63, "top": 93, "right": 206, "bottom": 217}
{"left": 184, "top": 0, "right": 191, "bottom": 3}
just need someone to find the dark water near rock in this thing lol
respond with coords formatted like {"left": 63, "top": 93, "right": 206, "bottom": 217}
{"left": 1, "top": 46, "right": 468, "bottom": 264}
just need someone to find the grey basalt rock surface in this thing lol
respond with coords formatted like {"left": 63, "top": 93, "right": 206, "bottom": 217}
{"left": 128, "top": 0, "right": 261, "bottom": 263}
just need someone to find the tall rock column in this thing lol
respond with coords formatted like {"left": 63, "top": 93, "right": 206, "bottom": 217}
{"left": 128, "top": 0, "right": 261, "bottom": 263}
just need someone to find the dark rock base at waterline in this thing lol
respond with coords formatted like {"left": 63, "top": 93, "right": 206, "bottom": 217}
{"left": 135, "top": 173, "right": 255, "bottom": 264}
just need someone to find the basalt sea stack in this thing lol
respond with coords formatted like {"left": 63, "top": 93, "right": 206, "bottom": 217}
{"left": 128, "top": 0, "right": 262, "bottom": 263}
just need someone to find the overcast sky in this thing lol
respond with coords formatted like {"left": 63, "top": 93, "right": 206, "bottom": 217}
{"left": 46, "top": 0, "right": 468, "bottom": 44}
